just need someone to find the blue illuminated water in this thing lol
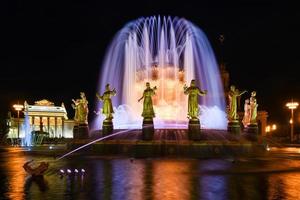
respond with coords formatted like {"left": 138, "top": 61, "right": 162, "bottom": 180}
{"left": 1, "top": 147, "right": 300, "bottom": 199}
{"left": 21, "top": 112, "right": 32, "bottom": 147}
{"left": 94, "top": 16, "right": 227, "bottom": 130}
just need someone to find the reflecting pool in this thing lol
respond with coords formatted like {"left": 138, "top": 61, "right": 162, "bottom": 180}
{"left": 1, "top": 147, "right": 300, "bottom": 199}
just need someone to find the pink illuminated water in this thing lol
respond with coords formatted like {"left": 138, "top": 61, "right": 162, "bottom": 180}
{"left": 94, "top": 16, "right": 226, "bottom": 130}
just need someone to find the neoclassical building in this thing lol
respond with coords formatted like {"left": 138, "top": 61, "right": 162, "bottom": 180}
{"left": 8, "top": 99, "right": 75, "bottom": 138}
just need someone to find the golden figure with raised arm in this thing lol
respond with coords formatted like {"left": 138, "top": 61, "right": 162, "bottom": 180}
{"left": 249, "top": 91, "right": 258, "bottom": 124}
{"left": 227, "top": 85, "right": 247, "bottom": 121}
{"left": 138, "top": 82, "right": 157, "bottom": 119}
{"left": 96, "top": 84, "right": 117, "bottom": 121}
{"left": 72, "top": 92, "right": 89, "bottom": 124}
{"left": 183, "top": 79, "right": 207, "bottom": 120}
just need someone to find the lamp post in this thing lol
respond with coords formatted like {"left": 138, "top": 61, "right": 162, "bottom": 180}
{"left": 13, "top": 103, "right": 24, "bottom": 140}
{"left": 286, "top": 101, "right": 299, "bottom": 142}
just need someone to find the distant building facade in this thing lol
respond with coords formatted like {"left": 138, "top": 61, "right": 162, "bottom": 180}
{"left": 8, "top": 99, "right": 75, "bottom": 138}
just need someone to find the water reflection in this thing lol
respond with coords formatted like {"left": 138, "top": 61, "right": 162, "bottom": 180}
{"left": 25, "top": 176, "right": 49, "bottom": 192}
{"left": 111, "top": 159, "right": 144, "bottom": 200}
{"left": 2, "top": 148, "right": 300, "bottom": 199}
{"left": 143, "top": 160, "right": 153, "bottom": 200}
{"left": 200, "top": 175, "right": 227, "bottom": 200}
{"left": 268, "top": 173, "right": 300, "bottom": 200}
{"left": 227, "top": 175, "right": 268, "bottom": 200}
{"left": 1, "top": 148, "right": 28, "bottom": 200}
{"left": 152, "top": 160, "right": 192, "bottom": 200}
{"left": 197, "top": 160, "right": 229, "bottom": 200}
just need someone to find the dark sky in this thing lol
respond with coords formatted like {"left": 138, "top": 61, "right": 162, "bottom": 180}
{"left": 1, "top": 0, "right": 299, "bottom": 125}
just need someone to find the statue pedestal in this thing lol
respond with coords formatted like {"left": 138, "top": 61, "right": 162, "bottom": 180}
{"left": 73, "top": 123, "right": 89, "bottom": 139}
{"left": 188, "top": 119, "right": 201, "bottom": 140}
{"left": 142, "top": 118, "right": 154, "bottom": 140}
{"left": 246, "top": 123, "right": 258, "bottom": 141}
{"left": 102, "top": 120, "right": 113, "bottom": 136}
{"left": 228, "top": 121, "right": 241, "bottom": 135}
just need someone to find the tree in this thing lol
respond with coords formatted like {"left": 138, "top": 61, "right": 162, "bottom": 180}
{"left": 0, "top": 112, "right": 10, "bottom": 144}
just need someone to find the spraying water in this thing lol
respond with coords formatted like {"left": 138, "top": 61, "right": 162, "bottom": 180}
{"left": 21, "top": 111, "right": 32, "bottom": 146}
{"left": 56, "top": 129, "right": 136, "bottom": 160}
{"left": 94, "top": 16, "right": 226, "bottom": 130}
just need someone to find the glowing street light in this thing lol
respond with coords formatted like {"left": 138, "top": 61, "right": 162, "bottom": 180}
{"left": 265, "top": 125, "right": 271, "bottom": 133}
{"left": 13, "top": 103, "right": 24, "bottom": 140}
{"left": 272, "top": 124, "right": 277, "bottom": 131}
{"left": 286, "top": 101, "right": 299, "bottom": 142}
{"left": 265, "top": 124, "right": 277, "bottom": 134}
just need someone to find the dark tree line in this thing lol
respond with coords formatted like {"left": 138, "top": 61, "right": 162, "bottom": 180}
{"left": 0, "top": 112, "right": 9, "bottom": 144}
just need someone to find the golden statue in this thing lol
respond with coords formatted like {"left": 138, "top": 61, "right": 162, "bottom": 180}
{"left": 227, "top": 85, "right": 247, "bottom": 122}
{"left": 138, "top": 82, "right": 157, "bottom": 119}
{"left": 249, "top": 91, "right": 258, "bottom": 124}
{"left": 242, "top": 99, "right": 250, "bottom": 127}
{"left": 184, "top": 79, "right": 207, "bottom": 120}
{"left": 96, "top": 84, "right": 116, "bottom": 121}
{"left": 72, "top": 92, "right": 89, "bottom": 124}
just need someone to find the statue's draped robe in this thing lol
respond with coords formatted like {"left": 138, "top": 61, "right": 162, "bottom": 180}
{"left": 101, "top": 90, "right": 116, "bottom": 119}
{"left": 228, "top": 91, "right": 239, "bottom": 121}
{"left": 142, "top": 88, "right": 155, "bottom": 118}
{"left": 184, "top": 86, "right": 206, "bottom": 119}
{"left": 75, "top": 99, "right": 88, "bottom": 123}
{"left": 74, "top": 106, "right": 79, "bottom": 122}
{"left": 242, "top": 102, "right": 250, "bottom": 126}
{"left": 250, "top": 96, "right": 258, "bottom": 124}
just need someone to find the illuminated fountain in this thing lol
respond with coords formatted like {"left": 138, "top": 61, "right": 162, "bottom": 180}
{"left": 94, "top": 16, "right": 227, "bottom": 130}
{"left": 21, "top": 111, "right": 32, "bottom": 146}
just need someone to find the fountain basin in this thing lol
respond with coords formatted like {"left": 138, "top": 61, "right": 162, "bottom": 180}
{"left": 68, "top": 140, "right": 265, "bottom": 158}
{"left": 65, "top": 129, "right": 265, "bottom": 158}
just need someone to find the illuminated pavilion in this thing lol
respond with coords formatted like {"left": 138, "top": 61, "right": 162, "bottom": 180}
{"left": 8, "top": 99, "right": 74, "bottom": 139}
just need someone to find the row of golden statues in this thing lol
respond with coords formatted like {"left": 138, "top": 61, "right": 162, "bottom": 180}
{"left": 71, "top": 80, "right": 257, "bottom": 127}
{"left": 228, "top": 85, "right": 258, "bottom": 126}
{"left": 71, "top": 80, "right": 207, "bottom": 124}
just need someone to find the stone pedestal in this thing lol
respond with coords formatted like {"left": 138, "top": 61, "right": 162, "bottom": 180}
{"left": 73, "top": 123, "right": 89, "bottom": 139}
{"left": 102, "top": 120, "right": 113, "bottom": 137}
{"left": 142, "top": 118, "right": 154, "bottom": 140}
{"left": 228, "top": 121, "right": 241, "bottom": 135}
{"left": 246, "top": 123, "right": 258, "bottom": 141}
{"left": 188, "top": 119, "right": 201, "bottom": 140}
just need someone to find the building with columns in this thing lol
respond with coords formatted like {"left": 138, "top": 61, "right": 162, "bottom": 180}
{"left": 8, "top": 99, "right": 75, "bottom": 138}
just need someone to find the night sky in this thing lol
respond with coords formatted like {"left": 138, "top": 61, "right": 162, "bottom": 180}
{"left": 1, "top": 0, "right": 299, "bottom": 126}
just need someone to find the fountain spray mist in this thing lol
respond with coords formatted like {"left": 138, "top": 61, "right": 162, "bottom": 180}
{"left": 94, "top": 16, "right": 226, "bottom": 130}
{"left": 21, "top": 111, "right": 32, "bottom": 146}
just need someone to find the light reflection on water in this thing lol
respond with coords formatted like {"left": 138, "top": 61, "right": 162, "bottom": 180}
{"left": 1, "top": 148, "right": 300, "bottom": 199}
{"left": 152, "top": 160, "right": 192, "bottom": 200}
